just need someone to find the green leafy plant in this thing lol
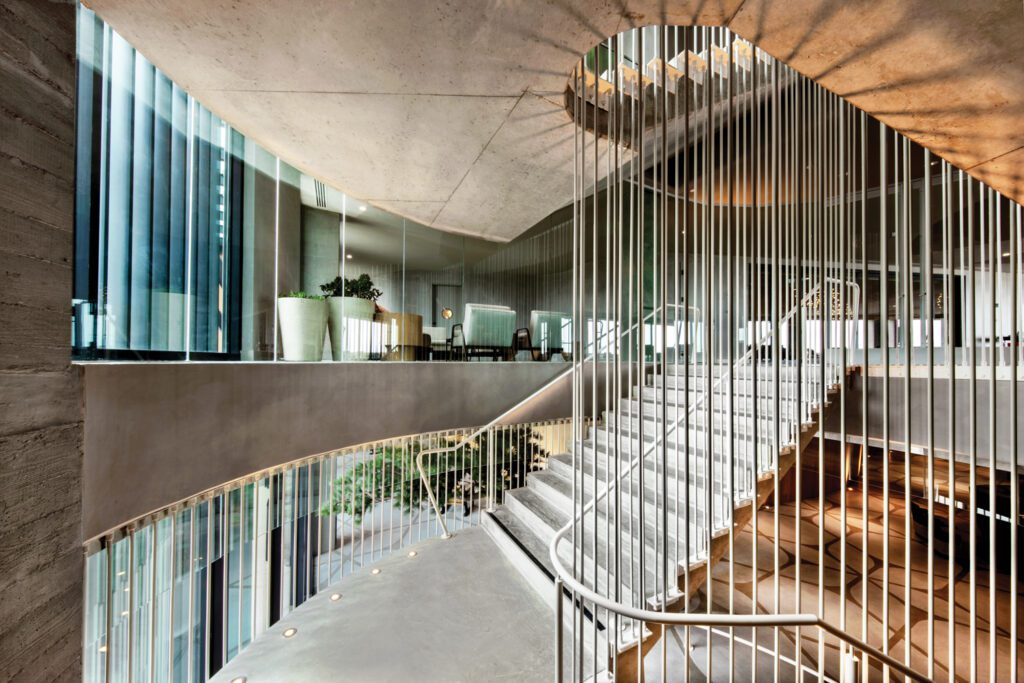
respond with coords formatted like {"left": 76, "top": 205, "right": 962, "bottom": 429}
{"left": 320, "top": 427, "right": 550, "bottom": 522}
{"left": 320, "top": 273, "right": 382, "bottom": 301}
{"left": 282, "top": 290, "right": 324, "bottom": 300}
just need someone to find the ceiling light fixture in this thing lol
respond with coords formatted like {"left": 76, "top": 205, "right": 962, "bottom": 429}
{"left": 358, "top": 205, "right": 367, "bottom": 212}
{"left": 282, "top": 627, "right": 298, "bottom": 638}
{"left": 346, "top": 253, "right": 353, "bottom": 259}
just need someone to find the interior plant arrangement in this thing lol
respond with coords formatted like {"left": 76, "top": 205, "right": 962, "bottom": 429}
{"left": 277, "top": 290, "right": 327, "bottom": 361}
{"left": 321, "top": 273, "right": 382, "bottom": 361}
{"left": 321, "top": 273, "right": 383, "bottom": 306}
{"left": 321, "top": 426, "right": 550, "bottom": 523}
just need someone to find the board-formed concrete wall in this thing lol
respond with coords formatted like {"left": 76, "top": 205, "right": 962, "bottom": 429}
{"left": 0, "top": 0, "right": 83, "bottom": 680}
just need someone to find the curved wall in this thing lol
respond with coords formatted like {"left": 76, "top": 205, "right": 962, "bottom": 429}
{"left": 85, "top": 0, "right": 1024, "bottom": 240}
{"left": 82, "top": 361, "right": 616, "bottom": 539}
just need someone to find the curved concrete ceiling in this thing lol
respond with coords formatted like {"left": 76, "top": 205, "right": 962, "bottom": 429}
{"left": 87, "top": 0, "right": 1024, "bottom": 241}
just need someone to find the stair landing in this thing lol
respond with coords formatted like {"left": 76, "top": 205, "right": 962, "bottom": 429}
{"left": 211, "top": 528, "right": 556, "bottom": 683}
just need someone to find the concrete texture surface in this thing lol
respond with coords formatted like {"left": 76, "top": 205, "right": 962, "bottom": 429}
{"left": 86, "top": 0, "right": 1024, "bottom": 241}
{"left": 0, "top": 0, "right": 83, "bottom": 680}
{"left": 82, "top": 361, "right": 629, "bottom": 540}
{"left": 210, "top": 527, "right": 556, "bottom": 683}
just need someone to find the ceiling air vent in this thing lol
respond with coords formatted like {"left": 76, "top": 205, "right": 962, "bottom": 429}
{"left": 314, "top": 179, "right": 327, "bottom": 208}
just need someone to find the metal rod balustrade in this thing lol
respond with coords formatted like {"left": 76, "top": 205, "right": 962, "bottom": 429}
{"left": 546, "top": 279, "right": 861, "bottom": 669}
{"left": 415, "top": 304, "right": 695, "bottom": 539}
{"left": 560, "top": 25, "right": 1023, "bottom": 683}
{"left": 83, "top": 418, "right": 574, "bottom": 682}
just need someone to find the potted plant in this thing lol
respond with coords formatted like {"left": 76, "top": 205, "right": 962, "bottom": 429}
{"left": 320, "top": 426, "right": 550, "bottom": 523}
{"left": 321, "top": 273, "right": 382, "bottom": 361}
{"left": 277, "top": 291, "right": 327, "bottom": 361}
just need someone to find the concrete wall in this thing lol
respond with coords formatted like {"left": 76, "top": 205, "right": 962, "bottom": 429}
{"left": 82, "top": 361, "right": 618, "bottom": 540}
{"left": 823, "top": 375, "right": 1024, "bottom": 470}
{"left": 0, "top": 1, "right": 82, "bottom": 680}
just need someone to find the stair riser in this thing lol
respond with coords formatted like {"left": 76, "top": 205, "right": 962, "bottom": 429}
{"left": 547, "top": 454, "right": 753, "bottom": 518}
{"left": 583, "top": 429, "right": 787, "bottom": 468}
{"left": 624, "top": 395, "right": 802, "bottom": 417}
{"left": 605, "top": 413, "right": 790, "bottom": 439}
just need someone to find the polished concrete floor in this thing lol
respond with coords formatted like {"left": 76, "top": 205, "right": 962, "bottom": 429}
{"left": 211, "top": 527, "right": 555, "bottom": 683}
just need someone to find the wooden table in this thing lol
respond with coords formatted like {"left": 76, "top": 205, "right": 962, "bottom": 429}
{"left": 374, "top": 311, "right": 423, "bottom": 361}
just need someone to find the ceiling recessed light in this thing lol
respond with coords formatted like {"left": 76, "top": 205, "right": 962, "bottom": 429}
{"left": 371, "top": 568, "right": 381, "bottom": 575}
{"left": 358, "top": 205, "right": 367, "bottom": 212}
{"left": 282, "top": 627, "right": 298, "bottom": 638}
{"left": 407, "top": 551, "right": 417, "bottom": 558}
{"left": 330, "top": 593, "right": 342, "bottom": 602}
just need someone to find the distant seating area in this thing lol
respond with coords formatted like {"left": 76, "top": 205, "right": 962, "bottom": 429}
{"left": 444, "top": 305, "right": 570, "bottom": 361}
{"left": 451, "top": 303, "right": 518, "bottom": 360}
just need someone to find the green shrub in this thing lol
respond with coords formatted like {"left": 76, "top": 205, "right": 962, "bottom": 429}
{"left": 320, "top": 273, "right": 382, "bottom": 301}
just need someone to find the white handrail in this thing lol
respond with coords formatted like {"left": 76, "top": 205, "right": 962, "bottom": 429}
{"left": 550, "top": 574, "right": 928, "bottom": 682}
{"left": 415, "top": 303, "right": 695, "bottom": 537}
{"left": 548, "top": 278, "right": 888, "bottom": 679}
{"left": 550, "top": 277, "right": 859, "bottom": 556}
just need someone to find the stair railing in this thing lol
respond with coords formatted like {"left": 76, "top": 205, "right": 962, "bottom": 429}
{"left": 415, "top": 304, "right": 689, "bottom": 538}
{"left": 549, "top": 278, "right": 859, "bottom": 563}
{"left": 546, "top": 278, "right": 902, "bottom": 680}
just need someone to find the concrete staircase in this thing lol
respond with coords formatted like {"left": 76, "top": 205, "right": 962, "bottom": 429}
{"left": 484, "top": 361, "right": 849, "bottom": 681}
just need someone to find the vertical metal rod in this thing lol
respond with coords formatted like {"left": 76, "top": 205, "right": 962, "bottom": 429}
{"left": 902, "top": 134, "right": 912, "bottom": 683}
{"left": 880, "top": 121, "right": 891, "bottom": 678}
{"left": 968, "top": 174, "right": 977, "bottom": 683}
{"left": 987, "top": 187, "right": 998, "bottom": 683}
{"left": 771, "top": 52, "right": 780, "bottom": 683}
{"left": 1010, "top": 200, "right": 1019, "bottom": 683}
{"left": 924, "top": 148, "right": 936, "bottom": 683}
{"left": 555, "top": 576, "right": 564, "bottom": 683}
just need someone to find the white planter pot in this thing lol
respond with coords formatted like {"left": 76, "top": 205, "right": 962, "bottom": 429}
{"left": 278, "top": 297, "right": 327, "bottom": 361}
{"left": 328, "top": 297, "right": 375, "bottom": 361}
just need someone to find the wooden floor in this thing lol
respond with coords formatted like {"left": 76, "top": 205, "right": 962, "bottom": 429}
{"left": 704, "top": 469, "right": 1024, "bottom": 682}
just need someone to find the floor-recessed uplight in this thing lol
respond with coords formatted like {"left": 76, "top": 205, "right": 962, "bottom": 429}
{"left": 282, "top": 627, "right": 298, "bottom": 638}
{"left": 371, "top": 567, "right": 381, "bottom": 575}
{"left": 407, "top": 551, "right": 417, "bottom": 558}
{"left": 230, "top": 677, "right": 247, "bottom": 683}
{"left": 330, "top": 593, "right": 342, "bottom": 602}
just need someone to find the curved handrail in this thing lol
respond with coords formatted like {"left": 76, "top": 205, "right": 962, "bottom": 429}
{"left": 549, "top": 277, "right": 859, "bottom": 562}
{"left": 546, "top": 278, "right": 903, "bottom": 679}
{"left": 415, "top": 303, "right": 693, "bottom": 537}
{"left": 549, "top": 568, "right": 928, "bottom": 682}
